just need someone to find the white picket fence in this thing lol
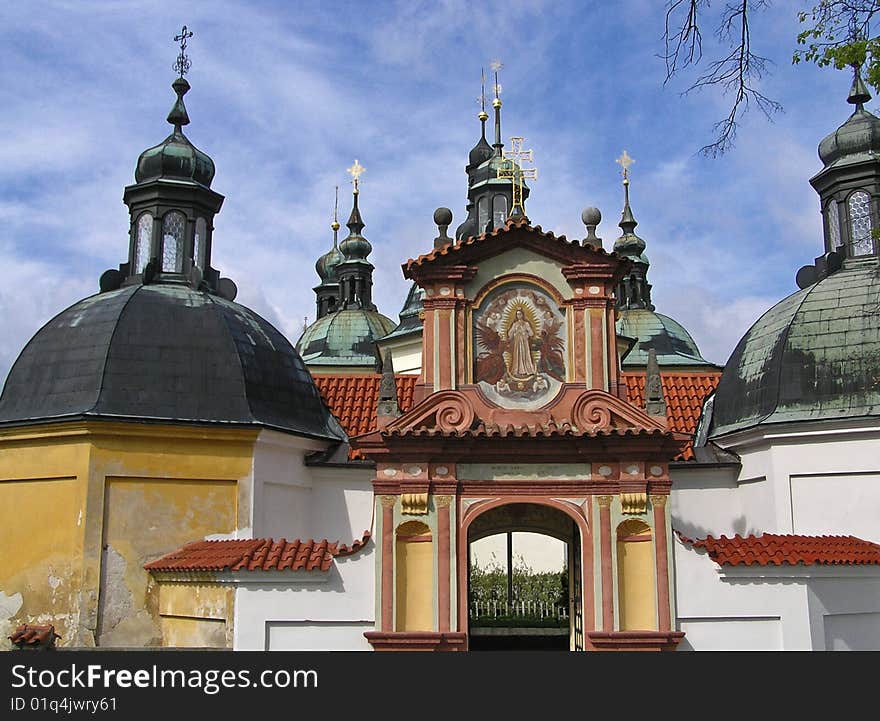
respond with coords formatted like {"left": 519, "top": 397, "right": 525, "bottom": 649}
{"left": 471, "top": 600, "right": 569, "bottom": 621}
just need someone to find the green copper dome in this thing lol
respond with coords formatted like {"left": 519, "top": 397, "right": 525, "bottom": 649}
{"left": 616, "top": 308, "right": 713, "bottom": 368}
{"left": 818, "top": 67, "right": 880, "bottom": 171}
{"left": 135, "top": 77, "right": 215, "bottom": 187}
{"left": 296, "top": 308, "right": 395, "bottom": 368}
{"left": 709, "top": 259, "right": 880, "bottom": 438}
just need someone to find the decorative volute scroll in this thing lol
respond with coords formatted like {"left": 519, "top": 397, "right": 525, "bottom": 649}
{"left": 385, "top": 389, "right": 476, "bottom": 434}
{"left": 571, "top": 389, "right": 667, "bottom": 433}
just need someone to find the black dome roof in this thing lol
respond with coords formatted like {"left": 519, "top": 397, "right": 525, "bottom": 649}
{"left": 0, "top": 284, "right": 345, "bottom": 441}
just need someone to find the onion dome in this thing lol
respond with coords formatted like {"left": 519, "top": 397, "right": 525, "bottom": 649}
{"left": 338, "top": 192, "right": 373, "bottom": 261}
{"left": 708, "top": 258, "right": 880, "bottom": 438}
{"left": 818, "top": 66, "right": 880, "bottom": 170}
{"left": 316, "top": 228, "right": 344, "bottom": 281}
{"left": 468, "top": 110, "right": 494, "bottom": 169}
{"left": 0, "top": 284, "right": 346, "bottom": 441}
{"left": 135, "top": 77, "right": 216, "bottom": 187}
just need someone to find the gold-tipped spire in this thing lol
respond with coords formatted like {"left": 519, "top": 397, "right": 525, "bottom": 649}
{"left": 331, "top": 185, "right": 340, "bottom": 232}
{"left": 347, "top": 159, "right": 365, "bottom": 194}
{"left": 478, "top": 67, "right": 489, "bottom": 121}
{"left": 616, "top": 150, "right": 638, "bottom": 235}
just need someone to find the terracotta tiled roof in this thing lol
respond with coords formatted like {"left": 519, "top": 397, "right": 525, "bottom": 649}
{"left": 9, "top": 624, "right": 60, "bottom": 648}
{"left": 383, "top": 421, "right": 672, "bottom": 439}
{"left": 622, "top": 372, "right": 721, "bottom": 460}
{"left": 678, "top": 532, "right": 880, "bottom": 566}
{"left": 144, "top": 531, "right": 371, "bottom": 573}
{"left": 403, "top": 217, "right": 618, "bottom": 273}
{"left": 314, "top": 374, "right": 417, "bottom": 458}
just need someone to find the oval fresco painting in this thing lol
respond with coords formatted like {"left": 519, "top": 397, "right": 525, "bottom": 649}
{"left": 473, "top": 283, "right": 567, "bottom": 409}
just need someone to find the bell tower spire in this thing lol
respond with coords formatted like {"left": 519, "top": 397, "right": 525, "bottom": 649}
{"left": 337, "top": 160, "right": 376, "bottom": 310}
{"left": 613, "top": 151, "right": 653, "bottom": 310}
{"left": 115, "top": 25, "right": 227, "bottom": 295}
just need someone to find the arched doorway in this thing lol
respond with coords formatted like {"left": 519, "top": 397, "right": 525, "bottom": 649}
{"left": 465, "top": 502, "right": 584, "bottom": 651}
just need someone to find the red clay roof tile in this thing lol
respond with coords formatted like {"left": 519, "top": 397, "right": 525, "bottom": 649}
{"left": 678, "top": 532, "right": 880, "bottom": 566}
{"left": 314, "top": 372, "right": 719, "bottom": 461}
{"left": 144, "top": 531, "right": 371, "bottom": 573}
{"left": 313, "top": 374, "right": 417, "bottom": 459}
{"left": 622, "top": 372, "right": 721, "bottom": 460}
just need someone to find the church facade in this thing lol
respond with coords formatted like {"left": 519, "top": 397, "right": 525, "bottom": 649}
{"left": 2, "top": 43, "right": 879, "bottom": 651}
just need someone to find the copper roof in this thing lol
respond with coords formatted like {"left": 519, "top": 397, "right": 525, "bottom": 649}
{"left": 144, "top": 532, "right": 371, "bottom": 573}
{"left": 679, "top": 532, "right": 880, "bottom": 566}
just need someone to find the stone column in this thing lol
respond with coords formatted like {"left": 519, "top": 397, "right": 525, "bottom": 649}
{"left": 436, "top": 495, "right": 453, "bottom": 633}
{"left": 597, "top": 495, "right": 614, "bottom": 632}
{"left": 379, "top": 495, "right": 396, "bottom": 632}
{"left": 651, "top": 494, "right": 671, "bottom": 632}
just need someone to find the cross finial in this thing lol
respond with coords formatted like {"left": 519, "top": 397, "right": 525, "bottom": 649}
{"left": 616, "top": 150, "right": 634, "bottom": 183}
{"left": 173, "top": 25, "right": 194, "bottom": 77}
{"left": 347, "top": 159, "right": 366, "bottom": 194}
{"left": 498, "top": 136, "right": 538, "bottom": 218}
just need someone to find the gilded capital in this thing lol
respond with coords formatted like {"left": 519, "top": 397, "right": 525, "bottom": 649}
{"left": 596, "top": 495, "right": 614, "bottom": 509}
{"left": 379, "top": 495, "right": 397, "bottom": 508}
{"left": 434, "top": 495, "right": 454, "bottom": 508}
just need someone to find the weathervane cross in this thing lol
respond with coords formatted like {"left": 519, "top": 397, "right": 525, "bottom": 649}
{"left": 616, "top": 150, "right": 634, "bottom": 181}
{"left": 347, "top": 159, "right": 366, "bottom": 193}
{"left": 173, "top": 25, "right": 194, "bottom": 77}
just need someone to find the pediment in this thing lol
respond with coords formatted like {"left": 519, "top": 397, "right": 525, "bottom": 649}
{"left": 383, "top": 386, "right": 667, "bottom": 436}
{"left": 403, "top": 218, "right": 624, "bottom": 282}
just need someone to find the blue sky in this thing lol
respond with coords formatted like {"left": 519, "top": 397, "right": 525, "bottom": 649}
{"left": 0, "top": 1, "right": 858, "bottom": 383}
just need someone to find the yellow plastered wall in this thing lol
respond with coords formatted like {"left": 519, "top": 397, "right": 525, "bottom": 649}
{"left": 396, "top": 521, "right": 433, "bottom": 632}
{"left": 0, "top": 422, "right": 256, "bottom": 648}
{"left": 0, "top": 432, "right": 91, "bottom": 646}
{"left": 157, "top": 582, "right": 234, "bottom": 648}
{"left": 616, "top": 520, "right": 656, "bottom": 631}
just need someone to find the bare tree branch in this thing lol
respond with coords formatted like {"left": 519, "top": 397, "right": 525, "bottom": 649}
{"left": 663, "top": 0, "right": 780, "bottom": 156}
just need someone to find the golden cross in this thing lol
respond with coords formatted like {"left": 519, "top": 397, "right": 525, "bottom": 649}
{"left": 497, "top": 136, "right": 538, "bottom": 218}
{"left": 347, "top": 159, "right": 365, "bottom": 193}
{"left": 616, "top": 150, "right": 634, "bottom": 181}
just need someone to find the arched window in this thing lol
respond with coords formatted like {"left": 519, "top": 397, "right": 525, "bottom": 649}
{"left": 194, "top": 217, "right": 207, "bottom": 270}
{"left": 492, "top": 194, "right": 508, "bottom": 228}
{"left": 395, "top": 520, "right": 433, "bottom": 632}
{"left": 848, "top": 191, "right": 874, "bottom": 257}
{"left": 826, "top": 201, "right": 841, "bottom": 250}
{"left": 478, "top": 197, "right": 489, "bottom": 233}
{"left": 134, "top": 212, "right": 153, "bottom": 274}
{"left": 616, "top": 520, "right": 656, "bottom": 631}
{"left": 162, "top": 211, "right": 186, "bottom": 272}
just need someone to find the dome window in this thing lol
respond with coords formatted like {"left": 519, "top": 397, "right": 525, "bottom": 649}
{"left": 162, "top": 211, "right": 186, "bottom": 272}
{"left": 194, "top": 217, "right": 207, "bottom": 270}
{"left": 492, "top": 194, "right": 508, "bottom": 229}
{"left": 478, "top": 197, "right": 489, "bottom": 233}
{"left": 826, "top": 201, "right": 841, "bottom": 250}
{"left": 134, "top": 213, "right": 153, "bottom": 274}
{"left": 847, "top": 191, "right": 874, "bottom": 257}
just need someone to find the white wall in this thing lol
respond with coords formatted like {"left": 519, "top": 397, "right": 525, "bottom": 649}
{"left": 234, "top": 430, "right": 377, "bottom": 651}
{"left": 233, "top": 547, "right": 376, "bottom": 650}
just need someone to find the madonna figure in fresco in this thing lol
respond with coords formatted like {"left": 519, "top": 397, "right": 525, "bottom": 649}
{"left": 508, "top": 308, "right": 537, "bottom": 377}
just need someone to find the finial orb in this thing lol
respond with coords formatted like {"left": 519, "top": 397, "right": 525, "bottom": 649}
{"left": 492, "top": 97, "right": 502, "bottom": 109}
{"left": 434, "top": 207, "right": 453, "bottom": 227}
{"left": 479, "top": 110, "right": 489, "bottom": 122}
{"left": 331, "top": 220, "right": 340, "bottom": 231}
{"left": 582, "top": 207, "right": 601, "bottom": 226}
